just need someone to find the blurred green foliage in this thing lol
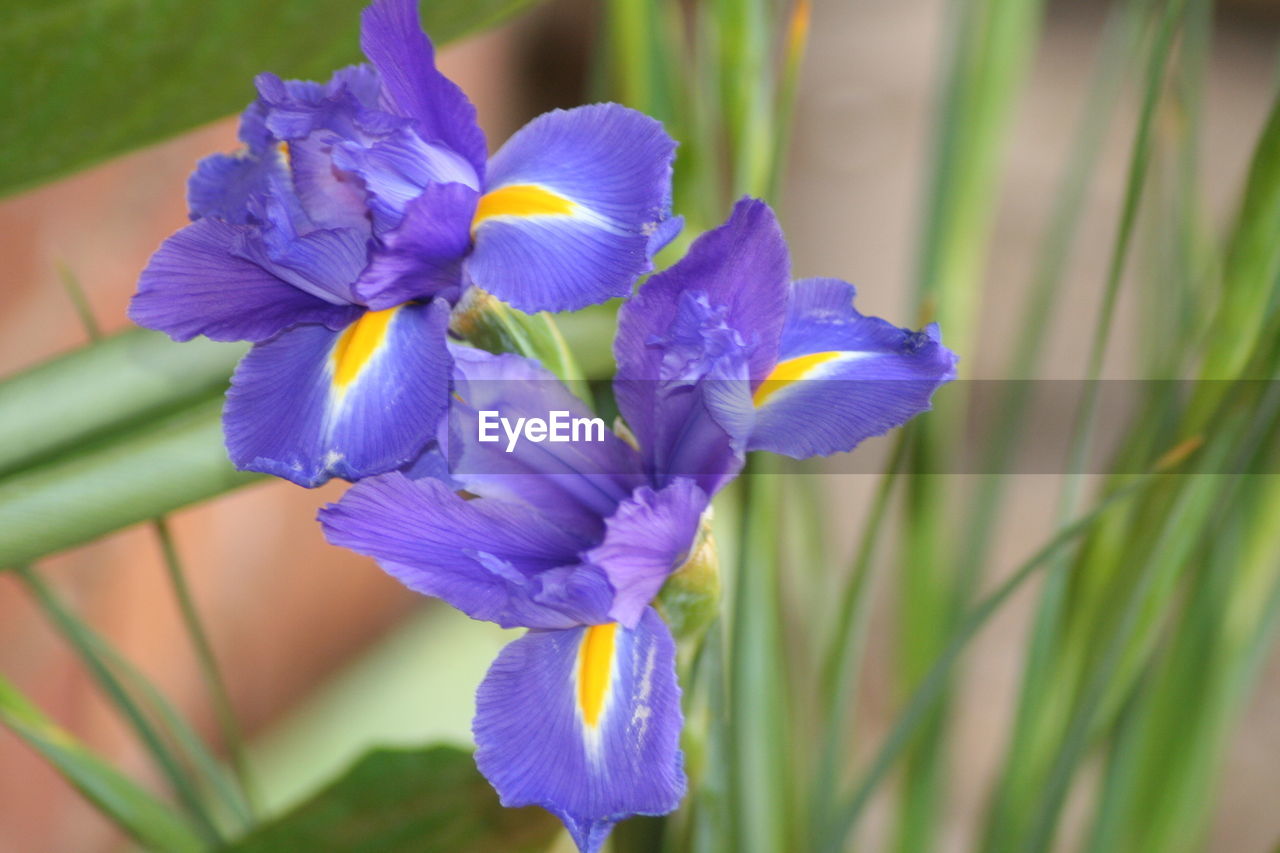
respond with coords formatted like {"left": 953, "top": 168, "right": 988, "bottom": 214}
{"left": 226, "top": 746, "right": 558, "bottom": 853}
{"left": 0, "top": 0, "right": 538, "bottom": 196}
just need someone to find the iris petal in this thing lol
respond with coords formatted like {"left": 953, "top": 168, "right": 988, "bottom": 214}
{"left": 748, "top": 278, "right": 958, "bottom": 458}
{"left": 319, "top": 472, "right": 610, "bottom": 629}
{"left": 473, "top": 608, "right": 686, "bottom": 853}
{"left": 130, "top": 218, "right": 361, "bottom": 343}
{"left": 353, "top": 181, "right": 478, "bottom": 309}
{"left": 439, "top": 346, "right": 645, "bottom": 543}
{"left": 359, "top": 0, "right": 488, "bottom": 176}
{"left": 467, "top": 104, "right": 678, "bottom": 312}
{"left": 223, "top": 299, "right": 452, "bottom": 486}
{"left": 614, "top": 199, "right": 788, "bottom": 492}
{"left": 587, "top": 479, "right": 708, "bottom": 629}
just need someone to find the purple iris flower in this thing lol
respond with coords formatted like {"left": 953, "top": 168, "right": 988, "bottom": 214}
{"left": 128, "top": 0, "right": 679, "bottom": 487}
{"left": 317, "top": 199, "right": 956, "bottom": 851}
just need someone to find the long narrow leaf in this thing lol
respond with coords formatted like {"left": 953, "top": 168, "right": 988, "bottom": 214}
{"left": 0, "top": 674, "right": 204, "bottom": 853}
{"left": 0, "top": 400, "right": 259, "bottom": 568}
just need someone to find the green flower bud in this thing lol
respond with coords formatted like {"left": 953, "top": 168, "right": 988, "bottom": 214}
{"left": 658, "top": 515, "right": 721, "bottom": 643}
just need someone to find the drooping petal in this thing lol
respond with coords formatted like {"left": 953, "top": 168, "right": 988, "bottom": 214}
{"left": 359, "top": 0, "right": 487, "bottom": 176}
{"left": 467, "top": 104, "right": 678, "bottom": 312}
{"left": 438, "top": 346, "right": 645, "bottom": 542}
{"left": 319, "top": 473, "right": 612, "bottom": 629}
{"left": 223, "top": 299, "right": 452, "bottom": 486}
{"left": 130, "top": 218, "right": 361, "bottom": 343}
{"left": 613, "top": 199, "right": 788, "bottom": 492}
{"left": 749, "top": 278, "right": 958, "bottom": 457}
{"left": 473, "top": 608, "right": 686, "bottom": 853}
{"left": 353, "top": 181, "right": 478, "bottom": 309}
{"left": 587, "top": 479, "right": 708, "bottom": 629}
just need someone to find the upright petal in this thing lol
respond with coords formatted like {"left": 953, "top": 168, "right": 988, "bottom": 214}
{"left": 130, "top": 218, "right": 361, "bottom": 343}
{"left": 360, "top": 0, "right": 488, "bottom": 175}
{"left": 330, "top": 127, "right": 479, "bottom": 232}
{"left": 187, "top": 101, "right": 285, "bottom": 223}
{"left": 473, "top": 608, "right": 686, "bottom": 853}
{"left": 614, "top": 199, "right": 787, "bottom": 491}
{"left": 223, "top": 299, "right": 452, "bottom": 486}
{"left": 749, "top": 278, "right": 958, "bottom": 457}
{"left": 587, "top": 479, "right": 708, "bottom": 629}
{"left": 467, "top": 104, "right": 678, "bottom": 312}
{"left": 353, "top": 181, "right": 478, "bottom": 309}
{"left": 320, "top": 473, "right": 611, "bottom": 629}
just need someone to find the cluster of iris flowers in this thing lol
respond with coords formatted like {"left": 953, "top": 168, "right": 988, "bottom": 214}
{"left": 129, "top": 0, "right": 957, "bottom": 849}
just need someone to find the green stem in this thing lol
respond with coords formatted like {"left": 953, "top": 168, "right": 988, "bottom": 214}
{"left": 819, "top": 471, "right": 1160, "bottom": 853}
{"left": 59, "top": 263, "right": 258, "bottom": 819}
{"left": 152, "top": 519, "right": 259, "bottom": 818}
{"left": 15, "top": 565, "right": 224, "bottom": 845}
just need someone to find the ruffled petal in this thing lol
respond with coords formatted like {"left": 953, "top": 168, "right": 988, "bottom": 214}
{"left": 613, "top": 199, "right": 788, "bottom": 492}
{"left": 353, "top": 181, "right": 478, "bottom": 309}
{"left": 749, "top": 278, "right": 958, "bottom": 457}
{"left": 254, "top": 67, "right": 383, "bottom": 231}
{"left": 439, "top": 346, "right": 645, "bottom": 542}
{"left": 359, "top": 0, "right": 488, "bottom": 175}
{"left": 467, "top": 104, "right": 678, "bottom": 312}
{"left": 587, "top": 479, "right": 708, "bottom": 629}
{"left": 473, "top": 608, "right": 686, "bottom": 853}
{"left": 130, "top": 218, "right": 361, "bottom": 343}
{"left": 231, "top": 201, "right": 369, "bottom": 306}
{"left": 319, "top": 473, "right": 610, "bottom": 629}
{"left": 223, "top": 299, "right": 452, "bottom": 486}
{"left": 331, "top": 127, "right": 479, "bottom": 232}
{"left": 187, "top": 101, "right": 284, "bottom": 223}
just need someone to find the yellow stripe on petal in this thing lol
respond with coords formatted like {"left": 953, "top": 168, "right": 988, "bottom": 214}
{"left": 331, "top": 307, "right": 399, "bottom": 390}
{"left": 577, "top": 622, "right": 618, "bottom": 728}
{"left": 752, "top": 350, "right": 844, "bottom": 407}
{"left": 471, "top": 184, "right": 576, "bottom": 235}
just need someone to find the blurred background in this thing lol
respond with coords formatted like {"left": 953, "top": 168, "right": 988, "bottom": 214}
{"left": 2, "top": 0, "right": 1279, "bottom": 850}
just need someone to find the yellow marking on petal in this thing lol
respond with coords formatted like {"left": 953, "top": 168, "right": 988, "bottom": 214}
{"left": 276, "top": 141, "right": 291, "bottom": 167}
{"left": 752, "top": 350, "right": 844, "bottom": 407}
{"left": 577, "top": 622, "right": 619, "bottom": 728}
{"left": 471, "top": 184, "right": 576, "bottom": 235}
{"left": 331, "top": 307, "right": 399, "bottom": 389}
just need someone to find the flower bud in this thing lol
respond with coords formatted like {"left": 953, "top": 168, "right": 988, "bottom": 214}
{"left": 658, "top": 515, "right": 721, "bottom": 642}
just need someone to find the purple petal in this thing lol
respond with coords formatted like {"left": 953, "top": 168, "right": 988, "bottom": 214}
{"left": 467, "top": 104, "right": 678, "bottom": 312}
{"left": 588, "top": 479, "right": 708, "bottom": 629}
{"left": 331, "top": 127, "right": 479, "bottom": 232}
{"left": 320, "top": 473, "right": 611, "bottom": 629}
{"left": 353, "top": 181, "right": 478, "bottom": 309}
{"left": 441, "top": 346, "right": 644, "bottom": 540}
{"left": 749, "top": 278, "right": 959, "bottom": 457}
{"left": 254, "top": 66, "right": 385, "bottom": 231}
{"left": 223, "top": 299, "right": 452, "bottom": 486}
{"left": 473, "top": 608, "right": 686, "bottom": 852}
{"left": 360, "top": 0, "right": 488, "bottom": 175}
{"left": 130, "top": 218, "right": 360, "bottom": 343}
{"left": 615, "top": 198, "right": 790, "bottom": 400}
{"left": 613, "top": 201, "right": 789, "bottom": 490}
{"left": 231, "top": 203, "right": 369, "bottom": 306}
